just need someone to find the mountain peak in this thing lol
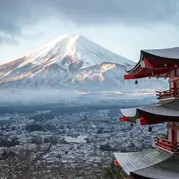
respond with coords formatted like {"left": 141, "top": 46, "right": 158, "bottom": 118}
{"left": 35, "top": 34, "right": 80, "bottom": 52}
{"left": 0, "top": 35, "right": 137, "bottom": 90}
{"left": 23, "top": 34, "right": 134, "bottom": 68}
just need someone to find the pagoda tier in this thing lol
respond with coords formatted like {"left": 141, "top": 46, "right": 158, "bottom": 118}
{"left": 120, "top": 100, "right": 179, "bottom": 154}
{"left": 120, "top": 100, "right": 179, "bottom": 125}
{"left": 124, "top": 47, "right": 179, "bottom": 103}
{"left": 114, "top": 148, "right": 179, "bottom": 179}
{"left": 114, "top": 47, "right": 179, "bottom": 178}
{"left": 124, "top": 47, "right": 179, "bottom": 80}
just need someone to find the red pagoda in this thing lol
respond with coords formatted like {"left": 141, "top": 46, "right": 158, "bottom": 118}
{"left": 114, "top": 47, "right": 179, "bottom": 179}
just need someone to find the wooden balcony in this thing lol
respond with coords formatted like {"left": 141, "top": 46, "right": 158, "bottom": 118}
{"left": 155, "top": 138, "right": 179, "bottom": 154}
{"left": 155, "top": 89, "right": 179, "bottom": 102}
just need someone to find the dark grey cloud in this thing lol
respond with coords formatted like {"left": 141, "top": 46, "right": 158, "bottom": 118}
{"left": 0, "top": 0, "right": 179, "bottom": 42}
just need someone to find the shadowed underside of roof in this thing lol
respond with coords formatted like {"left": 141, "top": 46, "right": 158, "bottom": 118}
{"left": 114, "top": 148, "right": 173, "bottom": 176}
{"left": 120, "top": 100, "right": 179, "bottom": 124}
{"left": 131, "top": 156, "right": 179, "bottom": 179}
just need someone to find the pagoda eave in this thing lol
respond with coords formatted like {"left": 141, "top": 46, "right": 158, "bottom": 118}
{"left": 124, "top": 48, "right": 179, "bottom": 80}
{"left": 120, "top": 101, "right": 179, "bottom": 125}
{"left": 114, "top": 148, "right": 178, "bottom": 179}
{"left": 120, "top": 116, "right": 136, "bottom": 123}
{"left": 124, "top": 67, "right": 170, "bottom": 80}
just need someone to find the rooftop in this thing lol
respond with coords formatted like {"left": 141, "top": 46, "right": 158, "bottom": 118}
{"left": 120, "top": 100, "right": 179, "bottom": 125}
{"left": 114, "top": 148, "right": 179, "bottom": 179}
{"left": 124, "top": 47, "right": 179, "bottom": 80}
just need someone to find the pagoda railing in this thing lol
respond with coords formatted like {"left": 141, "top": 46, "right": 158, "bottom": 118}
{"left": 156, "top": 89, "right": 179, "bottom": 99}
{"left": 155, "top": 138, "right": 179, "bottom": 154}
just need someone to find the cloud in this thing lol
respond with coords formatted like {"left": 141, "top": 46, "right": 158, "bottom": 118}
{"left": 0, "top": 0, "right": 49, "bottom": 43}
{"left": 40, "top": 0, "right": 179, "bottom": 25}
{"left": 0, "top": 0, "right": 179, "bottom": 42}
{"left": 0, "top": 33, "right": 18, "bottom": 45}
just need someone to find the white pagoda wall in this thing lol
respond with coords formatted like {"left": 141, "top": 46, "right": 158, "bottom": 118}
{"left": 168, "top": 122, "right": 179, "bottom": 142}
{"left": 168, "top": 128, "right": 172, "bottom": 142}
{"left": 177, "top": 131, "right": 179, "bottom": 143}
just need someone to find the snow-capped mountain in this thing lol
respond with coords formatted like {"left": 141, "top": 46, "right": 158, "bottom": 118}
{"left": 0, "top": 34, "right": 167, "bottom": 91}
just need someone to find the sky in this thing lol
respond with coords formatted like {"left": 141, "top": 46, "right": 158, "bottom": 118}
{"left": 1, "top": 0, "right": 179, "bottom": 64}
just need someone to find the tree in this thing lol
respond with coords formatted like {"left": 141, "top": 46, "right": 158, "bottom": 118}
{"left": 0, "top": 150, "right": 35, "bottom": 179}
{"left": 31, "top": 136, "right": 43, "bottom": 145}
{"left": 97, "top": 127, "right": 103, "bottom": 134}
{"left": 103, "top": 162, "right": 126, "bottom": 179}
{"left": 44, "top": 136, "right": 58, "bottom": 145}
{"left": 99, "top": 143, "right": 112, "bottom": 151}
{"left": 0, "top": 149, "right": 71, "bottom": 179}
{"left": 108, "top": 110, "right": 119, "bottom": 120}
{"left": 0, "top": 137, "right": 20, "bottom": 147}
{"left": 43, "top": 123, "right": 56, "bottom": 131}
{"left": 25, "top": 124, "right": 44, "bottom": 132}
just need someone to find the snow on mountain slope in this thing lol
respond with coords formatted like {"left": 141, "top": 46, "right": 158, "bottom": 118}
{"left": 10, "top": 34, "right": 133, "bottom": 71}
{"left": 0, "top": 34, "right": 167, "bottom": 91}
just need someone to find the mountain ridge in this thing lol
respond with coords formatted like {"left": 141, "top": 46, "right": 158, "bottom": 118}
{"left": 0, "top": 34, "right": 167, "bottom": 91}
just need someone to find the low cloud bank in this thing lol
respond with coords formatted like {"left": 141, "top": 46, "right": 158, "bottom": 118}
{"left": 0, "top": 89, "right": 80, "bottom": 103}
{"left": 0, "top": 89, "right": 157, "bottom": 107}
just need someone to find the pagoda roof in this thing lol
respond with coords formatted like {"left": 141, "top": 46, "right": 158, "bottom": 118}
{"left": 132, "top": 156, "right": 179, "bottom": 179}
{"left": 114, "top": 148, "right": 179, "bottom": 179}
{"left": 120, "top": 100, "right": 179, "bottom": 125}
{"left": 114, "top": 148, "right": 173, "bottom": 176}
{"left": 125, "top": 47, "right": 179, "bottom": 79}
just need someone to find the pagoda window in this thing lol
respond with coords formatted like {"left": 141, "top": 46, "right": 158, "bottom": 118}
{"left": 170, "top": 70, "right": 175, "bottom": 78}
{"left": 167, "top": 122, "right": 179, "bottom": 143}
{"left": 177, "top": 80, "right": 179, "bottom": 89}
{"left": 170, "top": 81, "right": 174, "bottom": 89}
{"left": 168, "top": 128, "right": 172, "bottom": 142}
{"left": 177, "top": 131, "right": 179, "bottom": 143}
{"left": 172, "top": 130, "right": 177, "bottom": 143}
{"left": 177, "top": 68, "right": 179, "bottom": 76}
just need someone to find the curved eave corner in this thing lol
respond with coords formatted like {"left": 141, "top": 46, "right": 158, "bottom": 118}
{"left": 124, "top": 65, "right": 136, "bottom": 73}
{"left": 119, "top": 108, "right": 165, "bottom": 125}
{"left": 120, "top": 116, "right": 137, "bottom": 123}
{"left": 123, "top": 48, "right": 179, "bottom": 80}
{"left": 124, "top": 51, "right": 145, "bottom": 80}
{"left": 120, "top": 115, "right": 159, "bottom": 126}
{"left": 120, "top": 108, "right": 138, "bottom": 123}
{"left": 124, "top": 74, "right": 136, "bottom": 80}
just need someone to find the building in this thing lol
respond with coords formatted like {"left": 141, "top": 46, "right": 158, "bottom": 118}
{"left": 114, "top": 47, "right": 179, "bottom": 179}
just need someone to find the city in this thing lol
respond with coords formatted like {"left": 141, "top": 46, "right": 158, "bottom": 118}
{"left": 0, "top": 109, "right": 166, "bottom": 178}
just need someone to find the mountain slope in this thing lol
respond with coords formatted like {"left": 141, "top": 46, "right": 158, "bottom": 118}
{"left": 0, "top": 34, "right": 167, "bottom": 91}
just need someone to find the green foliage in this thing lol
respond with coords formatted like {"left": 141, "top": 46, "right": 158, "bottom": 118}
{"left": 99, "top": 143, "right": 112, "bottom": 151}
{"left": 25, "top": 122, "right": 56, "bottom": 133}
{"left": 0, "top": 137, "right": 20, "bottom": 147}
{"left": 103, "top": 164, "right": 126, "bottom": 179}
{"left": 31, "top": 136, "right": 42, "bottom": 145}
{"left": 43, "top": 123, "right": 56, "bottom": 131}
{"left": 25, "top": 123, "right": 44, "bottom": 132}
{"left": 44, "top": 136, "right": 58, "bottom": 145}
{"left": 97, "top": 127, "right": 103, "bottom": 134}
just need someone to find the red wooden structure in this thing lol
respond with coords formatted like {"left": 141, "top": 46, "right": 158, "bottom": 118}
{"left": 115, "top": 47, "right": 179, "bottom": 179}
{"left": 124, "top": 48, "right": 179, "bottom": 103}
